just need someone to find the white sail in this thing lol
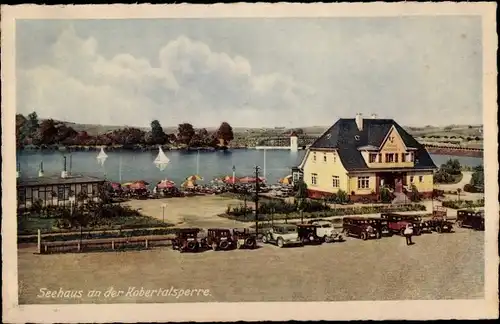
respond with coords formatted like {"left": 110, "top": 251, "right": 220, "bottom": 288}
{"left": 154, "top": 147, "right": 170, "bottom": 171}
{"left": 97, "top": 147, "right": 108, "bottom": 166}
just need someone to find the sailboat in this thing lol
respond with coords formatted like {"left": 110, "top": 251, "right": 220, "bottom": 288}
{"left": 97, "top": 147, "right": 108, "bottom": 166}
{"left": 154, "top": 146, "right": 170, "bottom": 171}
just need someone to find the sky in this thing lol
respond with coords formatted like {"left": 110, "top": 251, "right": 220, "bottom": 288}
{"left": 16, "top": 17, "right": 482, "bottom": 128}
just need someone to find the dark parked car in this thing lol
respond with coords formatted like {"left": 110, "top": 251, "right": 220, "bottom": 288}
{"left": 366, "top": 217, "right": 392, "bottom": 238}
{"left": 172, "top": 228, "right": 202, "bottom": 252}
{"left": 456, "top": 210, "right": 485, "bottom": 231}
{"left": 342, "top": 217, "right": 377, "bottom": 240}
{"left": 202, "top": 228, "right": 235, "bottom": 251}
{"left": 232, "top": 228, "right": 257, "bottom": 249}
{"left": 296, "top": 224, "right": 323, "bottom": 245}
{"left": 381, "top": 213, "right": 424, "bottom": 236}
{"left": 426, "top": 215, "right": 454, "bottom": 233}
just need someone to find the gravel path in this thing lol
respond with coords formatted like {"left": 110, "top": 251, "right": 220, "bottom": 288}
{"left": 18, "top": 227, "right": 484, "bottom": 304}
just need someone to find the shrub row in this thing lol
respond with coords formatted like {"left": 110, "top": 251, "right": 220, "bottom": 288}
{"left": 220, "top": 204, "right": 427, "bottom": 222}
{"left": 441, "top": 199, "right": 485, "bottom": 209}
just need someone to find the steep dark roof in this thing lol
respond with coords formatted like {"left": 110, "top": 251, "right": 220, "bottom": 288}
{"left": 309, "top": 118, "right": 437, "bottom": 171}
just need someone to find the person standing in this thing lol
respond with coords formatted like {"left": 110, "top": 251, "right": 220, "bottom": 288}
{"left": 404, "top": 223, "right": 414, "bottom": 245}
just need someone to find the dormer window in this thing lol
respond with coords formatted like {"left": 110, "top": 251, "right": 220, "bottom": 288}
{"left": 369, "top": 153, "right": 377, "bottom": 163}
{"left": 354, "top": 135, "right": 360, "bottom": 141}
{"left": 385, "top": 153, "right": 395, "bottom": 163}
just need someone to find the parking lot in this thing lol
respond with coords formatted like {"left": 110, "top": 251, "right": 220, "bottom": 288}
{"left": 18, "top": 226, "right": 484, "bottom": 304}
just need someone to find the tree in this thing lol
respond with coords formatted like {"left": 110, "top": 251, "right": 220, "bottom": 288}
{"left": 33, "top": 119, "right": 58, "bottom": 145}
{"left": 27, "top": 112, "right": 40, "bottom": 134}
{"left": 470, "top": 165, "right": 484, "bottom": 191}
{"left": 177, "top": 123, "right": 195, "bottom": 145}
{"left": 151, "top": 120, "right": 167, "bottom": 145}
{"left": 215, "top": 122, "right": 234, "bottom": 146}
{"left": 441, "top": 159, "right": 462, "bottom": 175}
{"left": 295, "top": 180, "right": 308, "bottom": 224}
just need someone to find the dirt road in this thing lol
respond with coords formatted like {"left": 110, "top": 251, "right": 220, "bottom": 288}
{"left": 18, "top": 227, "right": 483, "bottom": 304}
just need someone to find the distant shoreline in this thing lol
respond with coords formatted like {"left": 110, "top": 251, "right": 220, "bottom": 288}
{"left": 16, "top": 144, "right": 483, "bottom": 158}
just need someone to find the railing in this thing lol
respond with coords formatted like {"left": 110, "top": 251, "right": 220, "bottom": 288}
{"left": 40, "top": 234, "right": 175, "bottom": 254}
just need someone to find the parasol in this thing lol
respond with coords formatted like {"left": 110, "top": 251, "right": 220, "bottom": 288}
{"left": 181, "top": 180, "right": 196, "bottom": 188}
{"left": 186, "top": 174, "right": 203, "bottom": 181}
{"left": 157, "top": 179, "right": 176, "bottom": 189}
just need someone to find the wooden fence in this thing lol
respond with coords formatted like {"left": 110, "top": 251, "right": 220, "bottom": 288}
{"left": 39, "top": 233, "right": 175, "bottom": 254}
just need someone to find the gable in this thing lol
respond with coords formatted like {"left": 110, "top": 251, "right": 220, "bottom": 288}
{"left": 379, "top": 126, "right": 407, "bottom": 152}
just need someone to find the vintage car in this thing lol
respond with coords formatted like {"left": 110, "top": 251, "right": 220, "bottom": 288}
{"left": 426, "top": 215, "right": 454, "bottom": 233}
{"left": 172, "top": 228, "right": 202, "bottom": 252}
{"left": 232, "top": 228, "right": 257, "bottom": 249}
{"left": 365, "top": 217, "right": 392, "bottom": 238}
{"left": 456, "top": 210, "right": 485, "bottom": 231}
{"left": 296, "top": 224, "right": 323, "bottom": 245}
{"left": 202, "top": 228, "right": 235, "bottom": 251}
{"left": 261, "top": 224, "right": 303, "bottom": 248}
{"left": 381, "top": 213, "right": 424, "bottom": 236}
{"left": 307, "top": 219, "right": 344, "bottom": 242}
{"left": 342, "top": 217, "right": 378, "bottom": 240}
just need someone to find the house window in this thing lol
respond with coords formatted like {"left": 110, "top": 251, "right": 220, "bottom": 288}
{"left": 332, "top": 176, "right": 340, "bottom": 188}
{"left": 313, "top": 152, "right": 317, "bottom": 162}
{"left": 401, "top": 153, "right": 406, "bottom": 162}
{"left": 369, "top": 153, "right": 377, "bottom": 163}
{"left": 323, "top": 154, "right": 327, "bottom": 163}
{"left": 409, "top": 152, "right": 414, "bottom": 162}
{"left": 357, "top": 176, "right": 370, "bottom": 189}
{"left": 57, "top": 186, "right": 65, "bottom": 200}
{"left": 333, "top": 153, "right": 337, "bottom": 163}
{"left": 395, "top": 153, "right": 399, "bottom": 163}
{"left": 311, "top": 173, "right": 318, "bottom": 185}
{"left": 419, "top": 176, "right": 424, "bottom": 183}
{"left": 378, "top": 154, "right": 382, "bottom": 163}
{"left": 410, "top": 176, "right": 414, "bottom": 183}
{"left": 385, "top": 153, "right": 394, "bottom": 163}
{"left": 18, "top": 188, "right": 26, "bottom": 203}
{"left": 92, "top": 183, "right": 98, "bottom": 195}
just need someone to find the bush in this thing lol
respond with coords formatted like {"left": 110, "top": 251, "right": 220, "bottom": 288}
{"left": 380, "top": 187, "right": 394, "bottom": 203}
{"left": 463, "top": 183, "right": 478, "bottom": 192}
{"left": 432, "top": 189, "right": 445, "bottom": 198}
{"left": 409, "top": 184, "right": 421, "bottom": 202}
{"left": 441, "top": 199, "right": 484, "bottom": 209}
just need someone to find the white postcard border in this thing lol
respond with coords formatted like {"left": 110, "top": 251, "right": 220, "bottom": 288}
{"left": 1, "top": 2, "right": 498, "bottom": 322}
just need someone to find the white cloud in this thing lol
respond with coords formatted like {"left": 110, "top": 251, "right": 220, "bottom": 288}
{"left": 18, "top": 27, "right": 313, "bottom": 128}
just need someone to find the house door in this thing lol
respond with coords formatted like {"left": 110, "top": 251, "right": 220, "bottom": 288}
{"left": 394, "top": 178, "right": 403, "bottom": 193}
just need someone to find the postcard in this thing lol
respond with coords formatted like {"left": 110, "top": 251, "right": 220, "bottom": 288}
{"left": 1, "top": 2, "right": 498, "bottom": 323}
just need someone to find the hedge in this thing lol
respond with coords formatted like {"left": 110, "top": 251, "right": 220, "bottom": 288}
{"left": 441, "top": 199, "right": 484, "bottom": 209}
{"left": 219, "top": 203, "right": 427, "bottom": 222}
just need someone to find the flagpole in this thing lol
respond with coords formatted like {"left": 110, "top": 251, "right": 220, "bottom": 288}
{"left": 119, "top": 156, "right": 122, "bottom": 183}
{"left": 196, "top": 149, "right": 200, "bottom": 175}
{"left": 263, "top": 149, "right": 267, "bottom": 180}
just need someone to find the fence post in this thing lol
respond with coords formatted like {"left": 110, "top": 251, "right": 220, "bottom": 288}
{"left": 145, "top": 239, "right": 149, "bottom": 249}
{"left": 37, "top": 229, "right": 41, "bottom": 254}
{"left": 77, "top": 242, "right": 81, "bottom": 252}
{"left": 112, "top": 240, "right": 115, "bottom": 250}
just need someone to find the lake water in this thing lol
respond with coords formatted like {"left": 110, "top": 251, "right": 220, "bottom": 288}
{"left": 17, "top": 149, "right": 483, "bottom": 186}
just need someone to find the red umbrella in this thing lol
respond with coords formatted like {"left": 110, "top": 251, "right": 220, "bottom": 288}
{"left": 240, "top": 176, "right": 266, "bottom": 184}
{"left": 134, "top": 180, "right": 149, "bottom": 186}
{"left": 224, "top": 175, "right": 239, "bottom": 184}
{"left": 157, "top": 180, "right": 176, "bottom": 189}
{"left": 129, "top": 182, "right": 147, "bottom": 190}
{"left": 110, "top": 182, "right": 122, "bottom": 190}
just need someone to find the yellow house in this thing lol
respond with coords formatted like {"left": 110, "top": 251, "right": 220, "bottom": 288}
{"left": 297, "top": 114, "right": 437, "bottom": 201}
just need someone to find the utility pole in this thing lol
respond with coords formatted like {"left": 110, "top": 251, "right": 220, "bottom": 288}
{"left": 254, "top": 165, "right": 260, "bottom": 236}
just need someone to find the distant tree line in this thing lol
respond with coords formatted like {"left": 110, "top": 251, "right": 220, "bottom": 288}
{"left": 16, "top": 112, "right": 234, "bottom": 149}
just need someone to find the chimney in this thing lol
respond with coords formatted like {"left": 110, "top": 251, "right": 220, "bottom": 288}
{"left": 371, "top": 114, "right": 378, "bottom": 119}
{"left": 38, "top": 161, "right": 44, "bottom": 177}
{"left": 355, "top": 113, "right": 363, "bottom": 131}
{"left": 61, "top": 156, "right": 68, "bottom": 178}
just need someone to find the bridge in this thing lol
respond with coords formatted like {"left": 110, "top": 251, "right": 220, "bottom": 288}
{"left": 254, "top": 135, "right": 483, "bottom": 157}
{"left": 256, "top": 136, "right": 317, "bottom": 148}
